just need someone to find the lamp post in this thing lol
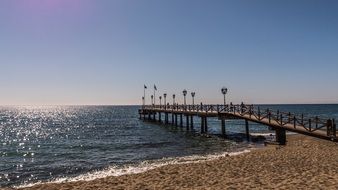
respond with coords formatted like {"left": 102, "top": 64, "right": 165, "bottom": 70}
{"left": 151, "top": 95, "right": 154, "bottom": 106}
{"left": 221, "top": 87, "right": 228, "bottom": 105}
{"left": 173, "top": 94, "right": 176, "bottom": 105}
{"left": 159, "top": 96, "right": 162, "bottom": 107}
{"left": 164, "top": 93, "right": 167, "bottom": 109}
{"left": 182, "top": 89, "right": 187, "bottom": 106}
{"left": 191, "top": 92, "right": 195, "bottom": 105}
{"left": 144, "top": 85, "right": 147, "bottom": 105}
{"left": 142, "top": 96, "right": 145, "bottom": 107}
{"left": 153, "top": 85, "right": 157, "bottom": 106}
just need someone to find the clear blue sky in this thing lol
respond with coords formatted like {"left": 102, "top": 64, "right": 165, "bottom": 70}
{"left": 0, "top": 0, "right": 337, "bottom": 105}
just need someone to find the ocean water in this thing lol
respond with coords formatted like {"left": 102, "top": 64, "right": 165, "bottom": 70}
{"left": 0, "top": 105, "right": 337, "bottom": 188}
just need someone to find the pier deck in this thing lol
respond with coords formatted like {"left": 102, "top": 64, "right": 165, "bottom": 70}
{"left": 139, "top": 104, "right": 337, "bottom": 145}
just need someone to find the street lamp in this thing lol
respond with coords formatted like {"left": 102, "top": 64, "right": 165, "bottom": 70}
{"left": 164, "top": 93, "right": 167, "bottom": 109}
{"left": 142, "top": 96, "right": 145, "bottom": 106}
{"left": 191, "top": 92, "right": 195, "bottom": 105}
{"left": 159, "top": 96, "right": 162, "bottom": 107}
{"left": 183, "top": 89, "right": 187, "bottom": 105}
{"left": 221, "top": 87, "right": 228, "bottom": 105}
{"left": 151, "top": 95, "right": 154, "bottom": 106}
{"left": 173, "top": 94, "right": 176, "bottom": 105}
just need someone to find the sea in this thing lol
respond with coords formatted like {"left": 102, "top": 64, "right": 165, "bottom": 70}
{"left": 0, "top": 105, "right": 337, "bottom": 188}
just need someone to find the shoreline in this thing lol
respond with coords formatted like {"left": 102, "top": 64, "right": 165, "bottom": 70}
{"left": 9, "top": 134, "right": 338, "bottom": 190}
{"left": 13, "top": 142, "right": 255, "bottom": 189}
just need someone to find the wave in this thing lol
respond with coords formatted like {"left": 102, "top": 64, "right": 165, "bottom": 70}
{"left": 16, "top": 149, "right": 252, "bottom": 188}
{"left": 249, "top": 132, "right": 297, "bottom": 136}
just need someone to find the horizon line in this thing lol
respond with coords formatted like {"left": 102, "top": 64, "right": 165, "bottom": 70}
{"left": 0, "top": 103, "right": 337, "bottom": 106}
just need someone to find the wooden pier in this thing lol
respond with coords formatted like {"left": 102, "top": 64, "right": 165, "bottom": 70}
{"left": 139, "top": 104, "right": 337, "bottom": 145}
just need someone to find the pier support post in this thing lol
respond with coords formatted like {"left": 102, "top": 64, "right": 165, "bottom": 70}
{"left": 180, "top": 114, "right": 183, "bottom": 127}
{"left": 186, "top": 115, "right": 190, "bottom": 130}
{"left": 172, "top": 113, "right": 174, "bottom": 125}
{"left": 275, "top": 128, "right": 286, "bottom": 145}
{"left": 327, "top": 119, "right": 336, "bottom": 138}
{"left": 221, "top": 118, "right": 226, "bottom": 137}
{"left": 333, "top": 119, "right": 336, "bottom": 138}
{"left": 245, "top": 120, "right": 250, "bottom": 141}
{"left": 201, "top": 117, "right": 205, "bottom": 133}
{"left": 159, "top": 112, "right": 161, "bottom": 123}
{"left": 153, "top": 112, "right": 156, "bottom": 121}
{"left": 175, "top": 114, "right": 178, "bottom": 127}
{"left": 148, "top": 113, "right": 151, "bottom": 120}
{"left": 165, "top": 113, "right": 168, "bottom": 124}
{"left": 204, "top": 117, "right": 208, "bottom": 133}
{"left": 327, "top": 119, "right": 333, "bottom": 136}
{"left": 190, "top": 116, "right": 194, "bottom": 130}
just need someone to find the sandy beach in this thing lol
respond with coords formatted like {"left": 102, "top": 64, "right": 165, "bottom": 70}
{"left": 8, "top": 135, "right": 338, "bottom": 190}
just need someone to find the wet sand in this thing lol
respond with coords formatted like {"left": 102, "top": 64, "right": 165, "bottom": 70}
{"left": 11, "top": 135, "right": 338, "bottom": 189}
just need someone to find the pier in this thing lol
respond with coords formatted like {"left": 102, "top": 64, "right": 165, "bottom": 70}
{"left": 139, "top": 104, "right": 337, "bottom": 145}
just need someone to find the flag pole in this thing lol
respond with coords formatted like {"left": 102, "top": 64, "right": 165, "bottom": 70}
{"left": 154, "top": 85, "right": 156, "bottom": 106}
{"left": 144, "top": 85, "right": 146, "bottom": 106}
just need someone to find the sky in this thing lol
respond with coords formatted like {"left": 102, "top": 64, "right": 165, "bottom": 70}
{"left": 0, "top": 0, "right": 337, "bottom": 105}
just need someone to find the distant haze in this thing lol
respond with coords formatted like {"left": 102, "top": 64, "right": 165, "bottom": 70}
{"left": 0, "top": 0, "right": 337, "bottom": 105}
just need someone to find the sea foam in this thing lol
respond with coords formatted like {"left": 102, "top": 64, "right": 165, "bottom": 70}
{"left": 17, "top": 149, "right": 251, "bottom": 188}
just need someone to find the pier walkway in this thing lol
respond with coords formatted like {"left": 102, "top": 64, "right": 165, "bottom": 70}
{"left": 139, "top": 104, "right": 337, "bottom": 145}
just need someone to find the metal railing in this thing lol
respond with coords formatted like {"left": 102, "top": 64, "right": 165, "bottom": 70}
{"left": 141, "top": 104, "right": 336, "bottom": 139}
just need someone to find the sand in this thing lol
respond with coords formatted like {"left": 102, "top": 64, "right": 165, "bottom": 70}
{"left": 7, "top": 135, "right": 338, "bottom": 190}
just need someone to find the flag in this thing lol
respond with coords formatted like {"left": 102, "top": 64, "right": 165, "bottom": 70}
{"left": 154, "top": 85, "right": 157, "bottom": 91}
{"left": 144, "top": 85, "right": 147, "bottom": 89}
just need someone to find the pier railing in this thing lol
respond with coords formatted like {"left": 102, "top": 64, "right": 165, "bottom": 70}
{"left": 142, "top": 104, "right": 336, "bottom": 139}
